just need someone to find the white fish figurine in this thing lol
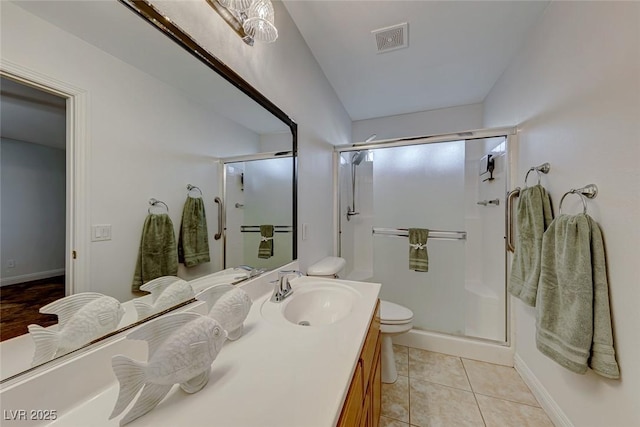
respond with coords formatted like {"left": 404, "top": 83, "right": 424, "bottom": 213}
{"left": 134, "top": 276, "right": 194, "bottom": 320}
{"left": 28, "top": 292, "right": 125, "bottom": 366}
{"left": 196, "top": 284, "right": 252, "bottom": 341}
{"left": 109, "top": 312, "right": 227, "bottom": 426}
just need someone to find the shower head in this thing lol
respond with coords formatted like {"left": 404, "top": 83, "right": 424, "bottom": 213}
{"left": 351, "top": 151, "right": 366, "bottom": 166}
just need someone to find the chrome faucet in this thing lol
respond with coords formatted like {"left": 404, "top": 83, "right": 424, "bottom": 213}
{"left": 270, "top": 270, "right": 302, "bottom": 302}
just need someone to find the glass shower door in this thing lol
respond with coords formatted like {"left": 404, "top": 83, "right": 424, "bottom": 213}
{"left": 368, "top": 137, "right": 507, "bottom": 342}
{"left": 372, "top": 141, "right": 467, "bottom": 335}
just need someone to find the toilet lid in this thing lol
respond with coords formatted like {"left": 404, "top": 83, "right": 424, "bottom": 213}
{"left": 307, "top": 257, "right": 346, "bottom": 276}
{"left": 380, "top": 300, "right": 413, "bottom": 324}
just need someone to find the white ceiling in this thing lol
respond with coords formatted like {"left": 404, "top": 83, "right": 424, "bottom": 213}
{"left": 283, "top": 0, "right": 549, "bottom": 121}
{"left": 0, "top": 77, "right": 66, "bottom": 149}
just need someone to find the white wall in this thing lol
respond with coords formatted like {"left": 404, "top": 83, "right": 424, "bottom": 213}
{"left": 483, "top": 2, "right": 640, "bottom": 426}
{"left": 0, "top": 138, "right": 65, "bottom": 285}
{"left": 150, "top": 0, "right": 353, "bottom": 271}
{"left": 1, "top": 2, "right": 260, "bottom": 302}
{"left": 352, "top": 103, "right": 483, "bottom": 142}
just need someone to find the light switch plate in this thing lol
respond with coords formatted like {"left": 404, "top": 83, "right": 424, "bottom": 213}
{"left": 91, "top": 224, "right": 112, "bottom": 242}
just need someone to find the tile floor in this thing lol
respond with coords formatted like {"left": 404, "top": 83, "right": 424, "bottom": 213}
{"left": 381, "top": 345, "right": 554, "bottom": 427}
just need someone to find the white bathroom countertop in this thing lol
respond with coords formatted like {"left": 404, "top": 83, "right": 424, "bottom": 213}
{"left": 42, "top": 276, "right": 381, "bottom": 427}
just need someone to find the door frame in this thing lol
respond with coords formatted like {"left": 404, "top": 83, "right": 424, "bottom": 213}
{"left": 1, "top": 59, "right": 89, "bottom": 296}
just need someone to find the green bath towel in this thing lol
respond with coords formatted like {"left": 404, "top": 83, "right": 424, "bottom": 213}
{"left": 258, "top": 225, "right": 274, "bottom": 259}
{"left": 132, "top": 213, "right": 178, "bottom": 292}
{"left": 536, "top": 214, "right": 620, "bottom": 379}
{"left": 178, "top": 196, "right": 210, "bottom": 267}
{"left": 409, "top": 228, "right": 429, "bottom": 272}
{"left": 509, "top": 185, "right": 554, "bottom": 306}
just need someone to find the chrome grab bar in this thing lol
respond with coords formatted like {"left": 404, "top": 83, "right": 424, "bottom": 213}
{"left": 214, "top": 197, "right": 223, "bottom": 240}
{"left": 506, "top": 188, "right": 520, "bottom": 252}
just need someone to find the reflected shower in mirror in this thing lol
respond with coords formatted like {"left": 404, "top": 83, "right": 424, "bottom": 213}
{"left": 0, "top": 0, "right": 296, "bottom": 381}
{"left": 224, "top": 153, "right": 295, "bottom": 270}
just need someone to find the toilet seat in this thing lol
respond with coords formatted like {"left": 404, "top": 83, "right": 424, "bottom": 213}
{"left": 380, "top": 300, "right": 413, "bottom": 325}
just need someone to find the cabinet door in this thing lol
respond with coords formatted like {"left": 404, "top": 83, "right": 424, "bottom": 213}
{"left": 338, "top": 361, "right": 364, "bottom": 427}
{"left": 361, "top": 382, "right": 372, "bottom": 427}
{"left": 372, "top": 337, "right": 382, "bottom": 427}
{"left": 361, "top": 302, "right": 381, "bottom": 382}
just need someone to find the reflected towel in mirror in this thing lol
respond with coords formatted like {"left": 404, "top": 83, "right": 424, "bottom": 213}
{"left": 178, "top": 196, "right": 211, "bottom": 267}
{"left": 132, "top": 214, "right": 178, "bottom": 292}
{"left": 258, "top": 224, "right": 274, "bottom": 259}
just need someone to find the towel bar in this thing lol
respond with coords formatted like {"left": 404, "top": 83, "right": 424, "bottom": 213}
{"left": 148, "top": 198, "right": 169, "bottom": 214}
{"left": 186, "top": 184, "right": 203, "bottom": 196}
{"left": 507, "top": 162, "right": 551, "bottom": 252}
{"left": 372, "top": 227, "right": 466, "bottom": 241}
{"left": 524, "top": 162, "right": 551, "bottom": 187}
{"left": 240, "top": 226, "right": 293, "bottom": 233}
{"left": 559, "top": 184, "right": 598, "bottom": 215}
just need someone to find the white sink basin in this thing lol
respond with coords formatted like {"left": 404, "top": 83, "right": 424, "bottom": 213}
{"left": 261, "top": 278, "right": 362, "bottom": 327}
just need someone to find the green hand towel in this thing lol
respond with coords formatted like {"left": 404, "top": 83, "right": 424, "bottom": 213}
{"left": 132, "top": 213, "right": 178, "bottom": 292}
{"left": 409, "top": 228, "right": 429, "bottom": 272}
{"left": 258, "top": 225, "right": 274, "bottom": 259}
{"left": 509, "top": 185, "right": 554, "bottom": 306}
{"left": 536, "top": 214, "right": 620, "bottom": 379}
{"left": 178, "top": 196, "right": 210, "bottom": 267}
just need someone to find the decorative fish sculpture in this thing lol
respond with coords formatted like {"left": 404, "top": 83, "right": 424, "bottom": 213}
{"left": 109, "top": 312, "right": 227, "bottom": 426}
{"left": 196, "top": 284, "right": 252, "bottom": 341}
{"left": 133, "top": 276, "right": 194, "bottom": 320}
{"left": 28, "top": 292, "right": 125, "bottom": 366}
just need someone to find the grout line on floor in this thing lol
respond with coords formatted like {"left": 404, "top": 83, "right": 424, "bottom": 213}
{"left": 461, "top": 354, "right": 488, "bottom": 427}
{"left": 407, "top": 364, "right": 412, "bottom": 426}
{"left": 473, "top": 391, "right": 542, "bottom": 409}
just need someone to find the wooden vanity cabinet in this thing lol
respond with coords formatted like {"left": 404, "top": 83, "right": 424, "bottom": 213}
{"left": 338, "top": 300, "right": 381, "bottom": 427}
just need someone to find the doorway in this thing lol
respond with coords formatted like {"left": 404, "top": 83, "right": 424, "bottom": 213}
{"left": 0, "top": 76, "right": 67, "bottom": 340}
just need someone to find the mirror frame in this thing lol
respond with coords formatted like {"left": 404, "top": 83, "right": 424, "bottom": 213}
{"left": 1, "top": 0, "right": 297, "bottom": 384}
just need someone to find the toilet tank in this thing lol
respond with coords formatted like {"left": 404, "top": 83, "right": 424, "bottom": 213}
{"left": 307, "top": 257, "right": 346, "bottom": 277}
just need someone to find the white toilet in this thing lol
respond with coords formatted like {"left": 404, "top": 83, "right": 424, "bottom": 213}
{"left": 306, "top": 257, "right": 414, "bottom": 384}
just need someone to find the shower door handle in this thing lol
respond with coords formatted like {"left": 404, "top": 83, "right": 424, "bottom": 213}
{"left": 214, "top": 197, "right": 223, "bottom": 240}
{"left": 506, "top": 188, "right": 520, "bottom": 253}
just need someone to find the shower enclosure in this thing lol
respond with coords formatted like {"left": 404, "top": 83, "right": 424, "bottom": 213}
{"left": 337, "top": 129, "right": 513, "bottom": 343}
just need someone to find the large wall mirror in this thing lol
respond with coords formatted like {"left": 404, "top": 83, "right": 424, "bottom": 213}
{"left": 0, "top": 0, "right": 297, "bottom": 382}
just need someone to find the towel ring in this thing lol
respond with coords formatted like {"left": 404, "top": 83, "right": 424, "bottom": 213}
{"left": 187, "top": 184, "right": 203, "bottom": 196}
{"left": 558, "top": 184, "right": 598, "bottom": 215}
{"left": 524, "top": 162, "right": 551, "bottom": 187}
{"left": 148, "top": 198, "right": 169, "bottom": 214}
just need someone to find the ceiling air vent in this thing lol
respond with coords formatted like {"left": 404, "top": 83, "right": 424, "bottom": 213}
{"left": 372, "top": 22, "right": 408, "bottom": 54}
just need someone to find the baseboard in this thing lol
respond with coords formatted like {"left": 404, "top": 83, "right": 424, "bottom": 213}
{"left": 514, "top": 354, "right": 574, "bottom": 427}
{"left": 0, "top": 269, "right": 65, "bottom": 287}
